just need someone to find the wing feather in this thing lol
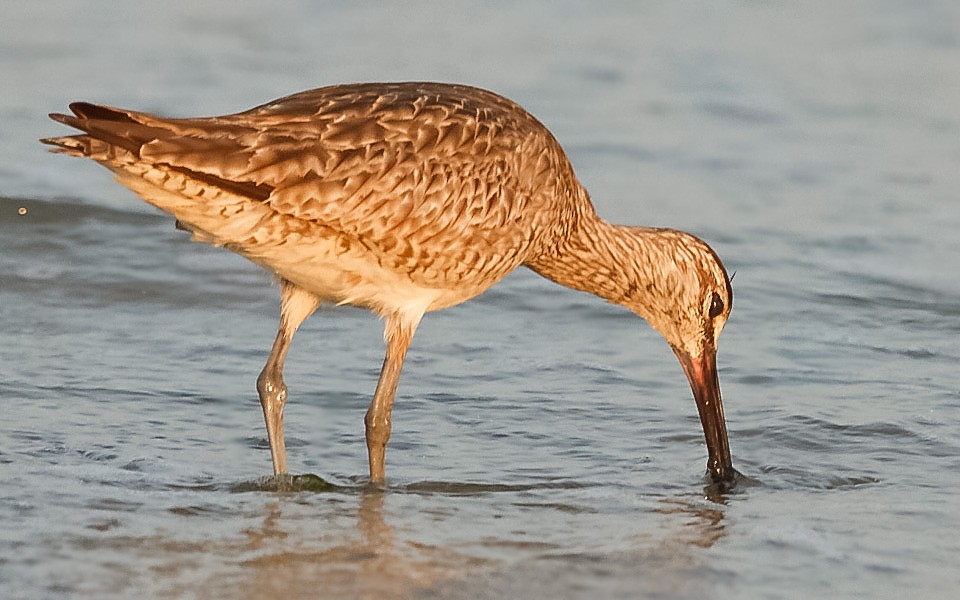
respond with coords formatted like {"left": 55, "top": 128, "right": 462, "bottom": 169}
{"left": 45, "top": 83, "right": 584, "bottom": 288}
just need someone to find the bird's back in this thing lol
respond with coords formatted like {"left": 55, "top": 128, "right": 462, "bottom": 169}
{"left": 45, "top": 82, "right": 592, "bottom": 310}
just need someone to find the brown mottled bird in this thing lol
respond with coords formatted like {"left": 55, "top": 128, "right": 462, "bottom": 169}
{"left": 42, "top": 82, "right": 737, "bottom": 487}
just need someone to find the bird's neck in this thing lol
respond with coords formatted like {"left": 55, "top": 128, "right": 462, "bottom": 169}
{"left": 527, "top": 211, "right": 673, "bottom": 315}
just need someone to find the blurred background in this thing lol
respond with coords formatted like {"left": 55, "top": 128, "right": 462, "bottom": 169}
{"left": 2, "top": 1, "right": 959, "bottom": 599}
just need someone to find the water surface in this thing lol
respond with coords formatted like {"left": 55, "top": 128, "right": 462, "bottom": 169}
{"left": 2, "top": 1, "right": 960, "bottom": 598}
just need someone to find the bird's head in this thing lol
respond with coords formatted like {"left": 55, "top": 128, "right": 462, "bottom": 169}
{"left": 621, "top": 228, "right": 736, "bottom": 488}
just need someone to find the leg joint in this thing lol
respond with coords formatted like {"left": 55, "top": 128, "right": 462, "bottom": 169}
{"left": 257, "top": 367, "right": 287, "bottom": 409}
{"left": 364, "top": 409, "right": 392, "bottom": 434}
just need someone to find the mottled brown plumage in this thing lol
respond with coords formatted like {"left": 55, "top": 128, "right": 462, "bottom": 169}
{"left": 43, "top": 82, "right": 737, "bottom": 487}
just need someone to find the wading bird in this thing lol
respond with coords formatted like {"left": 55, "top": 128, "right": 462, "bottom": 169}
{"left": 43, "top": 82, "right": 737, "bottom": 487}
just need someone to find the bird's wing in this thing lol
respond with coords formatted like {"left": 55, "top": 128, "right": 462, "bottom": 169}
{"left": 47, "top": 83, "right": 574, "bottom": 287}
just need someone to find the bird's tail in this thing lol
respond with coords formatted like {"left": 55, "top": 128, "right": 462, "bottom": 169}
{"left": 41, "top": 103, "right": 284, "bottom": 256}
{"left": 41, "top": 102, "right": 165, "bottom": 162}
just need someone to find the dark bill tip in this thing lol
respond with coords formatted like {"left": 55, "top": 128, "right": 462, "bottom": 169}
{"left": 673, "top": 345, "right": 735, "bottom": 489}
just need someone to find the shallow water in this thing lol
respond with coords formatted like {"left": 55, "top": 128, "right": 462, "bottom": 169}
{"left": 3, "top": 1, "right": 960, "bottom": 598}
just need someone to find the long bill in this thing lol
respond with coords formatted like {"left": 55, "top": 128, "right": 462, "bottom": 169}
{"left": 673, "top": 345, "right": 735, "bottom": 487}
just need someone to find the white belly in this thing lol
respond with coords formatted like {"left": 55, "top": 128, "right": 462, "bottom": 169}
{"left": 246, "top": 234, "right": 482, "bottom": 318}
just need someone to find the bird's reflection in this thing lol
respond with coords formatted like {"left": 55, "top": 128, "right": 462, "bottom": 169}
{"left": 356, "top": 486, "right": 392, "bottom": 553}
{"left": 653, "top": 495, "right": 727, "bottom": 549}
{"left": 234, "top": 481, "right": 732, "bottom": 599}
{"left": 237, "top": 485, "right": 460, "bottom": 600}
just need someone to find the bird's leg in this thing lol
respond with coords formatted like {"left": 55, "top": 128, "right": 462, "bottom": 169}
{"left": 256, "top": 280, "right": 320, "bottom": 477}
{"left": 257, "top": 333, "right": 293, "bottom": 477}
{"left": 365, "top": 312, "right": 421, "bottom": 483}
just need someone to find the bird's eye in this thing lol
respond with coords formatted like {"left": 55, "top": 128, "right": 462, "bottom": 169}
{"left": 708, "top": 292, "right": 724, "bottom": 318}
